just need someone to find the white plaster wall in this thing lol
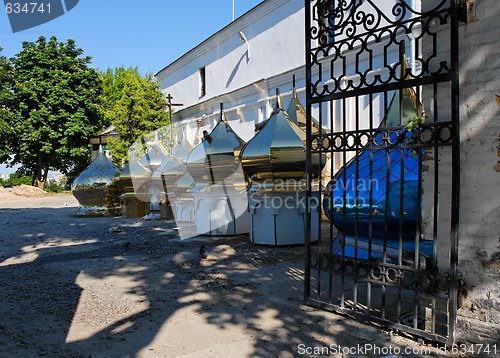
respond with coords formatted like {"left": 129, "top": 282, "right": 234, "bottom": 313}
{"left": 418, "top": 0, "right": 500, "bottom": 342}
{"left": 454, "top": 0, "right": 500, "bottom": 339}
{"left": 157, "top": 0, "right": 305, "bottom": 111}
{"left": 157, "top": 0, "right": 410, "bottom": 150}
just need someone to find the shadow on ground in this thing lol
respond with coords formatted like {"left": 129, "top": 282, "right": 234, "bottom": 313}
{"left": 0, "top": 202, "right": 439, "bottom": 358}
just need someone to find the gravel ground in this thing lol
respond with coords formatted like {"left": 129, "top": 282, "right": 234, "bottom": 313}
{"left": 0, "top": 195, "right": 448, "bottom": 357}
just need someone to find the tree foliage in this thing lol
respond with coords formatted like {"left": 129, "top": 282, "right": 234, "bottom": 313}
{"left": 7, "top": 36, "right": 102, "bottom": 188}
{"left": 100, "top": 67, "right": 169, "bottom": 167}
{"left": 0, "top": 171, "right": 32, "bottom": 188}
{"left": 0, "top": 48, "right": 14, "bottom": 162}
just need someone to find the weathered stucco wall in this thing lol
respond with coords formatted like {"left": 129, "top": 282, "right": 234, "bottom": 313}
{"left": 455, "top": 0, "right": 500, "bottom": 343}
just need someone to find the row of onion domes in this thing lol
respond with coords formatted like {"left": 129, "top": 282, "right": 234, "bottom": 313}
{"left": 241, "top": 89, "right": 325, "bottom": 186}
{"left": 72, "top": 86, "right": 325, "bottom": 216}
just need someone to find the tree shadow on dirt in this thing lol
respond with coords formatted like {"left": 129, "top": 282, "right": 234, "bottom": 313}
{"left": 0, "top": 205, "right": 434, "bottom": 358}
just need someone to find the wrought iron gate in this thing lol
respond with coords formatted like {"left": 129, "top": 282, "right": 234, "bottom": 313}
{"left": 305, "top": 0, "right": 460, "bottom": 344}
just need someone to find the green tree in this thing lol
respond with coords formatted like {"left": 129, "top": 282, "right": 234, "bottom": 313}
{"left": 8, "top": 36, "right": 102, "bottom": 189}
{"left": 0, "top": 47, "right": 14, "bottom": 162}
{"left": 0, "top": 171, "right": 32, "bottom": 188}
{"left": 100, "top": 67, "right": 169, "bottom": 167}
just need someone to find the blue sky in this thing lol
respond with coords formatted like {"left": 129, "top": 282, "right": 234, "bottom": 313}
{"left": 0, "top": 0, "right": 263, "bottom": 173}
{"left": 0, "top": 0, "right": 263, "bottom": 74}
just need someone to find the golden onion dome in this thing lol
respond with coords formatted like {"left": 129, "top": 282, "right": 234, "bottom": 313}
{"left": 151, "top": 154, "right": 172, "bottom": 194}
{"left": 173, "top": 171, "right": 195, "bottom": 196}
{"left": 117, "top": 155, "right": 152, "bottom": 196}
{"left": 71, "top": 149, "right": 121, "bottom": 216}
{"left": 186, "top": 105, "right": 246, "bottom": 185}
{"left": 139, "top": 140, "right": 169, "bottom": 172}
{"left": 240, "top": 90, "right": 325, "bottom": 184}
{"left": 286, "top": 87, "right": 322, "bottom": 134}
{"left": 160, "top": 157, "right": 187, "bottom": 195}
{"left": 172, "top": 132, "right": 193, "bottom": 164}
{"left": 151, "top": 130, "right": 194, "bottom": 193}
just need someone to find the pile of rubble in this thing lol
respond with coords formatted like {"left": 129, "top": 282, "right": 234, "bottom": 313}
{"left": 0, "top": 185, "right": 48, "bottom": 201}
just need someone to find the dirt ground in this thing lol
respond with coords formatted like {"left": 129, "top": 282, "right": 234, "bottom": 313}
{"left": 0, "top": 194, "right": 447, "bottom": 357}
{"left": 0, "top": 185, "right": 48, "bottom": 201}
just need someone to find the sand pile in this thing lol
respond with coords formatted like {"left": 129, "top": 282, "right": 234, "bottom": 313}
{"left": 0, "top": 185, "right": 48, "bottom": 201}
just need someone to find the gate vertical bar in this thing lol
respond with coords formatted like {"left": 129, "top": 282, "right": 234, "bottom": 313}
{"left": 304, "top": 0, "right": 460, "bottom": 344}
{"left": 304, "top": 0, "right": 312, "bottom": 301}
{"left": 449, "top": 0, "right": 460, "bottom": 345}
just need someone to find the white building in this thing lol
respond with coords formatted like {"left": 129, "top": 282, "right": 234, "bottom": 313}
{"left": 155, "top": 0, "right": 500, "bottom": 343}
{"left": 156, "top": 0, "right": 402, "bottom": 173}
{"left": 155, "top": 0, "right": 307, "bottom": 143}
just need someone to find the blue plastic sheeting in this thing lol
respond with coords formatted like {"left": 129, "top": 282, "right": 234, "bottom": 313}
{"left": 324, "top": 140, "right": 420, "bottom": 240}
{"left": 323, "top": 90, "right": 433, "bottom": 261}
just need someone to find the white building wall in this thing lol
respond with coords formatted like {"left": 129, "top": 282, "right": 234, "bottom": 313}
{"left": 454, "top": 0, "right": 500, "bottom": 342}
{"left": 155, "top": 0, "right": 500, "bottom": 342}
{"left": 156, "top": 0, "right": 405, "bottom": 150}
{"left": 156, "top": 0, "right": 305, "bottom": 112}
{"left": 419, "top": 0, "right": 500, "bottom": 343}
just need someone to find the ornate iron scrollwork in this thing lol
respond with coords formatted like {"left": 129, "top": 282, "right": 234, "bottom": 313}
{"left": 309, "top": 0, "right": 452, "bottom": 99}
{"left": 305, "top": 0, "right": 460, "bottom": 345}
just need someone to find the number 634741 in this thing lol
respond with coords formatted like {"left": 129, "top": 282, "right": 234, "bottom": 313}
{"left": 5, "top": 2, "right": 52, "bottom": 14}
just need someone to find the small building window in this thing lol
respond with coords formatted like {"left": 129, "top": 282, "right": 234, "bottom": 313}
{"left": 199, "top": 67, "right": 206, "bottom": 98}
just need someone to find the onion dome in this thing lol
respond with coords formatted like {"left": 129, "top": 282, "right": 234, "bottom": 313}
{"left": 158, "top": 157, "right": 188, "bottom": 196}
{"left": 240, "top": 90, "right": 325, "bottom": 184}
{"left": 117, "top": 154, "right": 152, "bottom": 200}
{"left": 184, "top": 136, "right": 209, "bottom": 184}
{"left": 160, "top": 137, "right": 194, "bottom": 195}
{"left": 71, "top": 148, "right": 121, "bottom": 216}
{"left": 139, "top": 137, "right": 169, "bottom": 172}
{"left": 151, "top": 156, "right": 171, "bottom": 195}
{"left": 171, "top": 131, "right": 193, "bottom": 164}
{"left": 186, "top": 104, "right": 246, "bottom": 185}
{"left": 323, "top": 73, "right": 423, "bottom": 245}
{"left": 286, "top": 84, "right": 322, "bottom": 134}
{"left": 173, "top": 171, "right": 195, "bottom": 196}
{"left": 151, "top": 130, "right": 194, "bottom": 194}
